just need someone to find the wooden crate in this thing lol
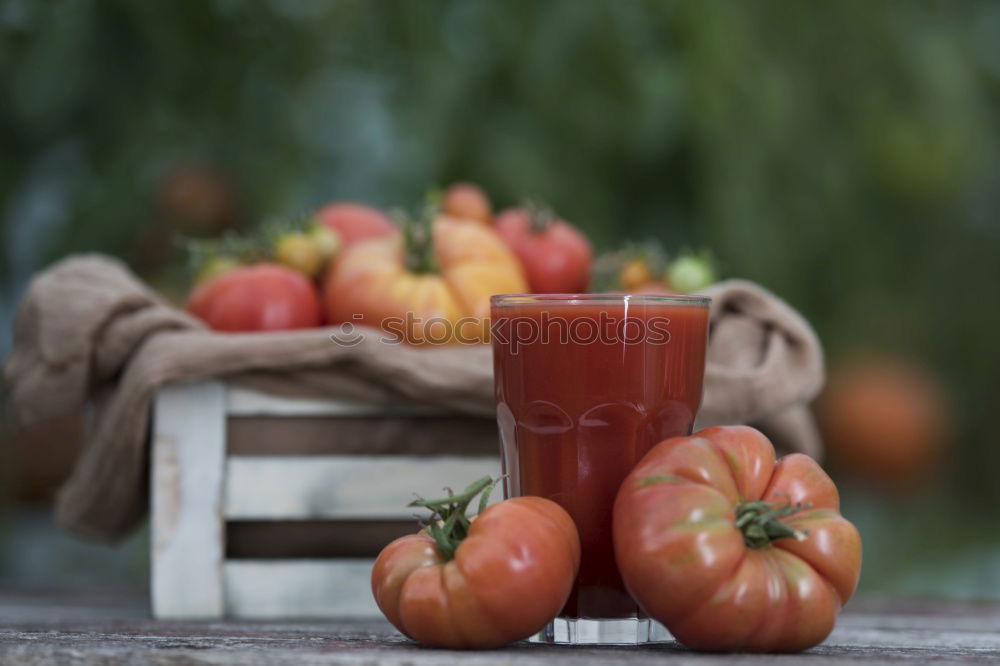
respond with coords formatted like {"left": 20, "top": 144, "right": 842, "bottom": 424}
{"left": 150, "top": 380, "right": 500, "bottom": 619}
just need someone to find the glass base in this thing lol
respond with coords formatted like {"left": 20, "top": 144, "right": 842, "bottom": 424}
{"left": 530, "top": 617, "right": 673, "bottom": 645}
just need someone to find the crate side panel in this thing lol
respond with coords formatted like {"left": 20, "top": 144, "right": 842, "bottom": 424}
{"left": 224, "top": 455, "right": 501, "bottom": 519}
{"left": 223, "top": 559, "right": 380, "bottom": 618}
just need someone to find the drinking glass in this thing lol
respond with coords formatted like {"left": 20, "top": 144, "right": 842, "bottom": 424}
{"left": 490, "top": 294, "right": 710, "bottom": 645}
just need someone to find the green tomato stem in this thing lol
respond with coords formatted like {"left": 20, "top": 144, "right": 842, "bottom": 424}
{"left": 402, "top": 213, "right": 438, "bottom": 275}
{"left": 524, "top": 199, "right": 557, "bottom": 234}
{"left": 409, "top": 476, "right": 497, "bottom": 560}
{"left": 735, "top": 499, "right": 810, "bottom": 549}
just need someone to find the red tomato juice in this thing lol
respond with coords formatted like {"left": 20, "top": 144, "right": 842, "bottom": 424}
{"left": 491, "top": 295, "right": 710, "bottom": 619}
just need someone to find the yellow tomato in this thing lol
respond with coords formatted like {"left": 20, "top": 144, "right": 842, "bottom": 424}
{"left": 275, "top": 232, "right": 325, "bottom": 279}
{"left": 324, "top": 216, "right": 527, "bottom": 344}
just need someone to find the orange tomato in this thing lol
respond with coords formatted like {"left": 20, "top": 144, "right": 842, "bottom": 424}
{"left": 324, "top": 216, "right": 527, "bottom": 344}
{"left": 818, "top": 358, "right": 951, "bottom": 489}
{"left": 441, "top": 182, "right": 492, "bottom": 224}
{"left": 631, "top": 281, "right": 674, "bottom": 294}
{"left": 619, "top": 258, "right": 654, "bottom": 291}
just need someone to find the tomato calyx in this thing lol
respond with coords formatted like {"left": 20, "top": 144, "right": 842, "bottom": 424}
{"left": 400, "top": 206, "right": 440, "bottom": 275}
{"left": 186, "top": 233, "right": 261, "bottom": 282}
{"left": 409, "top": 476, "right": 498, "bottom": 560}
{"left": 735, "top": 500, "right": 810, "bottom": 549}
{"left": 523, "top": 200, "right": 558, "bottom": 234}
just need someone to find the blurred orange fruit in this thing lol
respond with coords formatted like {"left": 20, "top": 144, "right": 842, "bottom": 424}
{"left": 619, "top": 259, "right": 654, "bottom": 291}
{"left": 157, "top": 163, "right": 239, "bottom": 235}
{"left": 632, "top": 281, "right": 674, "bottom": 295}
{"left": 817, "top": 357, "right": 951, "bottom": 490}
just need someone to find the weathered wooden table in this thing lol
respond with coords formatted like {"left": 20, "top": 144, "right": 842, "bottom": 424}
{"left": 2, "top": 588, "right": 998, "bottom": 665}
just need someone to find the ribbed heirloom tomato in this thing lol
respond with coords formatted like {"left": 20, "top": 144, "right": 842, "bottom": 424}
{"left": 324, "top": 215, "right": 527, "bottom": 343}
{"left": 372, "top": 478, "right": 581, "bottom": 648}
{"left": 613, "top": 426, "right": 862, "bottom": 653}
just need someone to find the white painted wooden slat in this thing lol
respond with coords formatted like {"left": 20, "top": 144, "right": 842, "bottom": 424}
{"left": 151, "top": 381, "right": 227, "bottom": 619}
{"left": 224, "top": 560, "right": 380, "bottom": 618}
{"left": 224, "top": 455, "right": 502, "bottom": 520}
{"left": 226, "top": 387, "right": 449, "bottom": 418}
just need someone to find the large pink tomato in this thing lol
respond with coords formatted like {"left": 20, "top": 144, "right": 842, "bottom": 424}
{"left": 614, "top": 426, "right": 862, "bottom": 652}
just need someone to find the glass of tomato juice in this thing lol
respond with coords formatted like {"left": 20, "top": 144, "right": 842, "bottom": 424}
{"left": 490, "top": 294, "right": 710, "bottom": 645}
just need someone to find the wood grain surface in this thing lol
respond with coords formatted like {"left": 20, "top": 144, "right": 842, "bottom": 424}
{"left": 1, "top": 589, "right": 998, "bottom": 665}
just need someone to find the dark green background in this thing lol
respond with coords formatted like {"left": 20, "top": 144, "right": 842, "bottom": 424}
{"left": 2, "top": 1, "right": 999, "bottom": 598}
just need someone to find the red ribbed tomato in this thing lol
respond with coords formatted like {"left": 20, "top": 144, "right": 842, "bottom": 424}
{"left": 186, "top": 263, "right": 322, "bottom": 332}
{"left": 372, "top": 478, "right": 580, "bottom": 649}
{"left": 613, "top": 426, "right": 862, "bottom": 652}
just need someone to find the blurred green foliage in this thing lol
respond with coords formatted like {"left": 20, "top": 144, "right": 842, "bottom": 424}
{"left": 2, "top": 0, "right": 1000, "bottom": 594}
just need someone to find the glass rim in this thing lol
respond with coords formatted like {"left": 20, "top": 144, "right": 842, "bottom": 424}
{"left": 490, "top": 293, "right": 711, "bottom": 307}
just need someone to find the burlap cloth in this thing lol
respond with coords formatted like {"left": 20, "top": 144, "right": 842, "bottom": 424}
{"left": 4, "top": 255, "right": 824, "bottom": 542}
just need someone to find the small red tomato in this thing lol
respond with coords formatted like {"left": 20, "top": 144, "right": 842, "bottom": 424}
{"left": 614, "top": 426, "right": 862, "bottom": 653}
{"left": 314, "top": 202, "right": 396, "bottom": 248}
{"left": 372, "top": 477, "right": 580, "bottom": 649}
{"left": 495, "top": 205, "right": 592, "bottom": 293}
{"left": 441, "top": 182, "right": 492, "bottom": 224}
{"left": 186, "top": 263, "right": 322, "bottom": 332}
